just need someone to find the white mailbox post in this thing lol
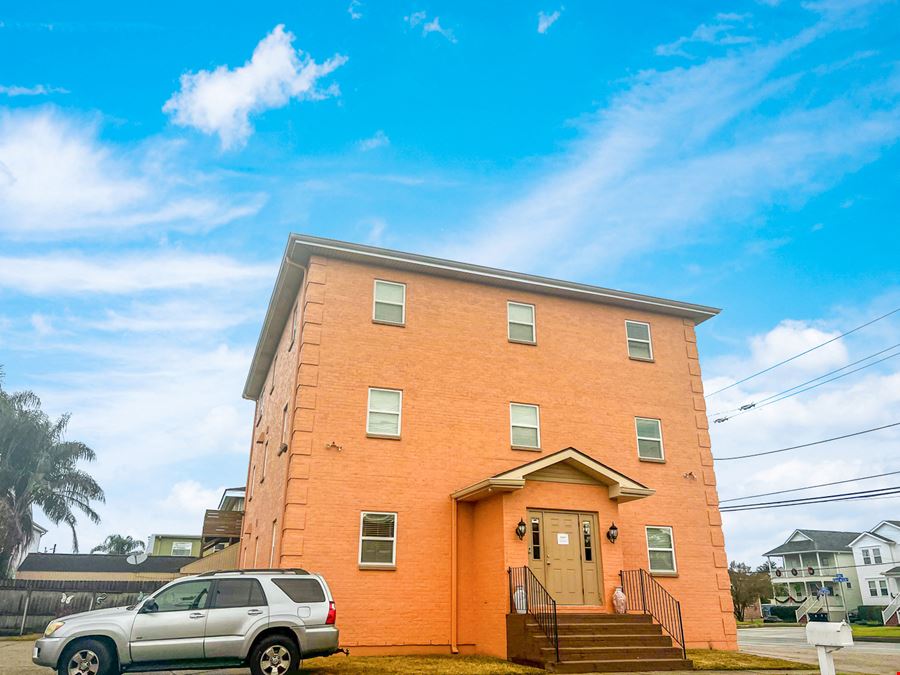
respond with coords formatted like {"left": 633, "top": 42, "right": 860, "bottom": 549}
{"left": 805, "top": 621, "right": 853, "bottom": 675}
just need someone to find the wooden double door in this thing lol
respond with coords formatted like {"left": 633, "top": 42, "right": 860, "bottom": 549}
{"left": 527, "top": 509, "right": 602, "bottom": 605}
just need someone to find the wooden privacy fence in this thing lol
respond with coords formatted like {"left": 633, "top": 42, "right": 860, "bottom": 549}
{"left": 0, "top": 579, "right": 166, "bottom": 636}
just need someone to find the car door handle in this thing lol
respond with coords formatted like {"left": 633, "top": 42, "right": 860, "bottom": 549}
{"left": 189, "top": 612, "right": 205, "bottom": 619}
{"left": 247, "top": 609, "right": 264, "bottom": 616}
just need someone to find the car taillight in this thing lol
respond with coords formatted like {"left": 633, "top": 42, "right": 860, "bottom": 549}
{"left": 326, "top": 601, "right": 336, "bottom": 625}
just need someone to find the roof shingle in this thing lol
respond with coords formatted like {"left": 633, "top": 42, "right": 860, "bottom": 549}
{"left": 17, "top": 553, "right": 195, "bottom": 574}
{"left": 764, "top": 529, "right": 861, "bottom": 556}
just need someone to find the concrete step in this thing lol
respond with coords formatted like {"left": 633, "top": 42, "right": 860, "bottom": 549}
{"left": 547, "top": 658, "right": 693, "bottom": 673}
{"left": 534, "top": 633, "right": 674, "bottom": 648}
{"left": 551, "top": 613, "right": 653, "bottom": 624}
{"left": 542, "top": 645, "right": 684, "bottom": 661}
{"left": 534, "top": 621, "right": 663, "bottom": 635}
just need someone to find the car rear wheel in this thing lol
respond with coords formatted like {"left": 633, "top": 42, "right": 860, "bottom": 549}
{"left": 57, "top": 638, "right": 116, "bottom": 675}
{"left": 250, "top": 634, "right": 301, "bottom": 675}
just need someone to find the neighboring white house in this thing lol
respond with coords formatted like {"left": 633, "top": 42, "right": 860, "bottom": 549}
{"left": 763, "top": 529, "right": 862, "bottom": 622}
{"left": 12, "top": 522, "right": 48, "bottom": 573}
{"left": 848, "top": 520, "right": 900, "bottom": 625}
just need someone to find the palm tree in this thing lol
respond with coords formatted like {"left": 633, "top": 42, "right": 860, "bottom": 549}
{"left": 0, "top": 368, "right": 105, "bottom": 577}
{"left": 91, "top": 534, "right": 145, "bottom": 555}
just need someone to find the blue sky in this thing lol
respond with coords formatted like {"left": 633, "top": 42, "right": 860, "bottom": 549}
{"left": 1, "top": 0, "right": 899, "bottom": 564}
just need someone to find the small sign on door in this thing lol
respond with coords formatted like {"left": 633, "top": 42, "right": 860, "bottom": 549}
{"left": 557, "top": 533, "right": 569, "bottom": 545}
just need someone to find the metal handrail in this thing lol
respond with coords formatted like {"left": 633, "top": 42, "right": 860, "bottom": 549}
{"left": 620, "top": 569, "right": 686, "bottom": 659}
{"left": 508, "top": 566, "right": 559, "bottom": 662}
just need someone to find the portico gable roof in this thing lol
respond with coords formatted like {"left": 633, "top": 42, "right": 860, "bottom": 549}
{"left": 451, "top": 447, "right": 655, "bottom": 503}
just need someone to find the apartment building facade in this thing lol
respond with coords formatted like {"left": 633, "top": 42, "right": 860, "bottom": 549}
{"left": 239, "top": 234, "right": 736, "bottom": 657}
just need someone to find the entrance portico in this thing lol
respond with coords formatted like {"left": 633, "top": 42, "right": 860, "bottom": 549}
{"left": 451, "top": 447, "right": 656, "bottom": 657}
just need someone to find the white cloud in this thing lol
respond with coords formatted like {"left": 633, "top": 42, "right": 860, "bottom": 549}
{"left": 348, "top": 0, "right": 363, "bottom": 20}
{"left": 0, "top": 251, "right": 272, "bottom": 295}
{"left": 160, "top": 480, "right": 226, "bottom": 516}
{"left": 444, "top": 10, "right": 900, "bottom": 276}
{"left": 405, "top": 12, "right": 456, "bottom": 43}
{"left": 537, "top": 9, "right": 562, "bottom": 34}
{"left": 656, "top": 14, "right": 754, "bottom": 57}
{"left": 87, "top": 299, "right": 257, "bottom": 334}
{"left": 30, "top": 314, "right": 54, "bottom": 336}
{"left": 163, "top": 24, "right": 347, "bottom": 149}
{"left": 0, "top": 84, "right": 68, "bottom": 97}
{"left": 705, "top": 308, "right": 900, "bottom": 564}
{"left": 0, "top": 108, "right": 265, "bottom": 237}
{"left": 358, "top": 130, "right": 390, "bottom": 151}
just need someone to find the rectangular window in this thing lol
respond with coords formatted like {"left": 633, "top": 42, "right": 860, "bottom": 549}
{"left": 873, "top": 547, "right": 883, "bottom": 564}
{"left": 367, "top": 388, "right": 402, "bottom": 437}
{"left": 530, "top": 518, "right": 541, "bottom": 561}
{"left": 170, "top": 541, "right": 193, "bottom": 557}
{"left": 256, "top": 394, "right": 265, "bottom": 426}
{"left": 373, "top": 280, "right": 406, "bottom": 325}
{"left": 868, "top": 580, "right": 878, "bottom": 597}
{"left": 582, "top": 520, "right": 594, "bottom": 562}
{"left": 261, "top": 438, "right": 268, "bottom": 481}
{"left": 626, "top": 321, "right": 653, "bottom": 360}
{"left": 249, "top": 465, "right": 256, "bottom": 499}
{"left": 507, "top": 302, "right": 536, "bottom": 344}
{"left": 213, "top": 579, "right": 267, "bottom": 608}
{"left": 880, "top": 580, "right": 889, "bottom": 596}
{"left": 510, "top": 403, "right": 540, "bottom": 449}
{"left": 270, "top": 356, "right": 277, "bottom": 393}
{"left": 646, "top": 526, "right": 676, "bottom": 574}
{"left": 281, "top": 404, "right": 289, "bottom": 448}
{"left": 270, "top": 519, "right": 277, "bottom": 567}
{"left": 359, "top": 512, "right": 397, "bottom": 567}
{"left": 635, "top": 417, "right": 664, "bottom": 461}
{"left": 863, "top": 549, "right": 872, "bottom": 565}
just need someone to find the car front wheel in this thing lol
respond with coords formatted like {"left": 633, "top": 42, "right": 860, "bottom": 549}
{"left": 250, "top": 634, "right": 301, "bottom": 675}
{"left": 57, "top": 638, "right": 117, "bottom": 675}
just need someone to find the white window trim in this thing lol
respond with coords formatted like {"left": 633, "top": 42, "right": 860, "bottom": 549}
{"left": 507, "top": 301, "right": 536, "bottom": 344}
{"left": 270, "top": 520, "right": 278, "bottom": 567}
{"left": 372, "top": 279, "right": 407, "bottom": 325}
{"left": 646, "top": 525, "right": 677, "bottom": 574}
{"left": 358, "top": 511, "right": 398, "bottom": 568}
{"left": 270, "top": 356, "right": 277, "bottom": 394}
{"left": 868, "top": 580, "right": 879, "bottom": 597}
{"left": 170, "top": 541, "right": 193, "bottom": 557}
{"left": 510, "top": 402, "right": 541, "bottom": 449}
{"left": 281, "top": 404, "right": 289, "bottom": 447}
{"left": 249, "top": 465, "right": 256, "bottom": 499}
{"left": 366, "top": 387, "right": 403, "bottom": 438}
{"left": 635, "top": 417, "right": 665, "bottom": 461}
{"left": 625, "top": 320, "right": 654, "bottom": 360}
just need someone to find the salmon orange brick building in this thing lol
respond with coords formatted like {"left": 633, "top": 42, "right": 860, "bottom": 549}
{"left": 238, "top": 234, "right": 736, "bottom": 671}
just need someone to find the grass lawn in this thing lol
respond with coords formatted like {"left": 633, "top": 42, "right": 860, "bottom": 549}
{"left": 851, "top": 624, "right": 900, "bottom": 638}
{"left": 688, "top": 649, "right": 810, "bottom": 670}
{"left": 301, "top": 655, "right": 542, "bottom": 674}
{"left": 737, "top": 619, "right": 801, "bottom": 628}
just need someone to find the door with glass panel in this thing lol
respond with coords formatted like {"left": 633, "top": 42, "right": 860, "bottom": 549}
{"left": 526, "top": 509, "right": 601, "bottom": 605}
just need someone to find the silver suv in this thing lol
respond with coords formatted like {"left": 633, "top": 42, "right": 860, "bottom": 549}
{"left": 32, "top": 569, "right": 340, "bottom": 675}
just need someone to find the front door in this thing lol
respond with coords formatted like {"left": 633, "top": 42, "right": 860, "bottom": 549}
{"left": 130, "top": 579, "right": 211, "bottom": 662}
{"left": 527, "top": 510, "right": 601, "bottom": 605}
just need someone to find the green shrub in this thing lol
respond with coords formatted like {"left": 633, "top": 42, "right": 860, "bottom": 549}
{"left": 855, "top": 605, "right": 886, "bottom": 624}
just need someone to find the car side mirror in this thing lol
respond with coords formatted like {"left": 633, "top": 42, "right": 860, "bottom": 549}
{"left": 141, "top": 599, "right": 158, "bottom": 614}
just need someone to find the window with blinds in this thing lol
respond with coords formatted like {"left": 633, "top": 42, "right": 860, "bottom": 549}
{"left": 626, "top": 320, "right": 653, "bottom": 360}
{"left": 367, "top": 388, "right": 402, "bottom": 437}
{"left": 508, "top": 301, "right": 536, "bottom": 344}
{"left": 635, "top": 417, "right": 664, "bottom": 461}
{"left": 510, "top": 403, "right": 541, "bottom": 449}
{"left": 359, "top": 512, "right": 397, "bottom": 567}
{"left": 373, "top": 280, "right": 406, "bottom": 325}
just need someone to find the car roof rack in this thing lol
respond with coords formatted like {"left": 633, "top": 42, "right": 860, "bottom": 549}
{"left": 196, "top": 568, "right": 310, "bottom": 577}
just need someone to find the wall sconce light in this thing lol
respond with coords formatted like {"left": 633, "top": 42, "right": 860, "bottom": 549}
{"left": 606, "top": 522, "right": 619, "bottom": 544}
{"left": 515, "top": 518, "right": 527, "bottom": 540}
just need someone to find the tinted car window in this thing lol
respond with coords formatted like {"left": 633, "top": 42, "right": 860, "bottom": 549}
{"left": 273, "top": 578, "right": 326, "bottom": 603}
{"left": 153, "top": 581, "right": 211, "bottom": 612}
{"left": 213, "top": 579, "right": 267, "bottom": 608}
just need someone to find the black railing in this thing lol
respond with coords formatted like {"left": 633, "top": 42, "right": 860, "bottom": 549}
{"left": 620, "top": 568, "right": 686, "bottom": 658}
{"left": 508, "top": 566, "right": 559, "bottom": 662}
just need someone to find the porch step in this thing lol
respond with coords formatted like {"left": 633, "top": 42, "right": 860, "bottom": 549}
{"left": 533, "top": 621, "right": 663, "bottom": 635}
{"left": 552, "top": 612, "right": 653, "bottom": 624}
{"left": 536, "top": 634, "right": 674, "bottom": 647}
{"left": 547, "top": 658, "right": 693, "bottom": 673}
{"left": 544, "top": 645, "right": 684, "bottom": 661}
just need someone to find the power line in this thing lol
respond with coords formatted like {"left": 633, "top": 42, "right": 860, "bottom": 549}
{"left": 719, "top": 468, "right": 900, "bottom": 503}
{"left": 709, "top": 341, "right": 900, "bottom": 420}
{"left": 705, "top": 306, "right": 900, "bottom": 398}
{"left": 720, "top": 485, "right": 900, "bottom": 512}
{"left": 713, "top": 421, "right": 900, "bottom": 461}
{"left": 712, "top": 350, "right": 900, "bottom": 423}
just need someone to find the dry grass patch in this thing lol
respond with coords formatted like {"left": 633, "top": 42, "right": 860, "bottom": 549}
{"left": 688, "top": 649, "right": 810, "bottom": 670}
{"left": 301, "top": 655, "right": 542, "bottom": 674}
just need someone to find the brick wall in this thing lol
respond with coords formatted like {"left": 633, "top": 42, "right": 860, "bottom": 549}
{"left": 241, "top": 254, "right": 737, "bottom": 653}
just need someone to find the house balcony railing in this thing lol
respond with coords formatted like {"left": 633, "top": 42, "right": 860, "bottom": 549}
{"left": 201, "top": 509, "right": 243, "bottom": 553}
{"left": 770, "top": 567, "right": 839, "bottom": 581}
